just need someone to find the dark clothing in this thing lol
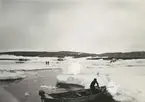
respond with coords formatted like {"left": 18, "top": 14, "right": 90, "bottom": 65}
{"left": 90, "top": 80, "right": 99, "bottom": 94}
{"left": 90, "top": 80, "right": 99, "bottom": 88}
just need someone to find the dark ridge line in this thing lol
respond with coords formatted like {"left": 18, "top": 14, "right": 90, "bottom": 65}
{"left": 0, "top": 51, "right": 97, "bottom": 58}
{"left": 1, "top": 51, "right": 145, "bottom": 59}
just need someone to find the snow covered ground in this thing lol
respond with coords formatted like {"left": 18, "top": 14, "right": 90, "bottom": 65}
{"left": 57, "top": 59, "right": 145, "bottom": 102}
{"left": 0, "top": 55, "right": 145, "bottom": 102}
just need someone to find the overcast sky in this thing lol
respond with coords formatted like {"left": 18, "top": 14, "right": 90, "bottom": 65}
{"left": 0, "top": 0, "right": 145, "bottom": 53}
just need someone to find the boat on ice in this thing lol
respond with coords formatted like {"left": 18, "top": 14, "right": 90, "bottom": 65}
{"left": 39, "top": 86, "right": 115, "bottom": 102}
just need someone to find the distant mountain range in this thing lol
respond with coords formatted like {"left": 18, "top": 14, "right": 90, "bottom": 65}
{"left": 0, "top": 51, "right": 145, "bottom": 60}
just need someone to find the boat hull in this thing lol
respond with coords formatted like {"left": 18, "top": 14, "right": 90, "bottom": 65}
{"left": 39, "top": 86, "right": 114, "bottom": 102}
{"left": 44, "top": 92, "right": 112, "bottom": 102}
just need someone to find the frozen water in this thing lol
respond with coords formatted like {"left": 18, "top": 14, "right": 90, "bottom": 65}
{"left": 0, "top": 54, "right": 145, "bottom": 102}
{"left": 0, "top": 71, "right": 26, "bottom": 80}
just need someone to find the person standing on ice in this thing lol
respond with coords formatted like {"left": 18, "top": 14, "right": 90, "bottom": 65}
{"left": 90, "top": 78, "right": 99, "bottom": 94}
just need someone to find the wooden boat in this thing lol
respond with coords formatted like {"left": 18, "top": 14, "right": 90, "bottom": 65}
{"left": 39, "top": 86, "right": 114, "bottom": 102}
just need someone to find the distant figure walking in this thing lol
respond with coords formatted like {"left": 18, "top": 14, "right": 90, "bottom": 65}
{"left": 90, "top": 78, "right": 99, "bottom": 94}
{"left": 45, "top": 61, "right": 49, "bottom": 65}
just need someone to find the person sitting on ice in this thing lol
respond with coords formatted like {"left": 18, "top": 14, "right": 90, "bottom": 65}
{"left": 90, "top": 78, "right": 100, "bottom": 94}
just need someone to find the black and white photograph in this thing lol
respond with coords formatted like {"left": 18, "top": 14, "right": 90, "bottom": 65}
{"left": 0, "top": 0, "right": 145, "bottom": 102}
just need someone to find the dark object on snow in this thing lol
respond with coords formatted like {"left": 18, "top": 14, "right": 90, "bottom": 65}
{"left": 45, "top": 61, "right": 49, "bottom": 65}
{"left": 110, "top": 58, "right": 117, "bottom": 63}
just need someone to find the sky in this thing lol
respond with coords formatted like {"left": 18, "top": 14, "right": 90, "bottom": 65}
{"left": 0, "top": 0, "right": 145, "bottom": 53}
